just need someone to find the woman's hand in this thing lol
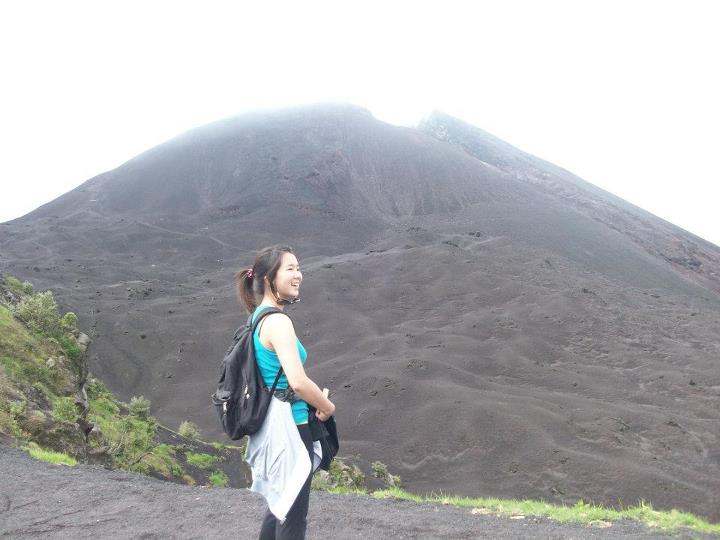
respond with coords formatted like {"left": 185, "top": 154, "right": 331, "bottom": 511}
{"left": 315, "top": 405, "right": 334, "bottom": 422}
{"left": 315, "top": 388, "right": 335, "bottom": 421}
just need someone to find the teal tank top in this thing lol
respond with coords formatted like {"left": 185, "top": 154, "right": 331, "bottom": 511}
{"left": 251, "top": 306, "right": 309, "bottom": 425}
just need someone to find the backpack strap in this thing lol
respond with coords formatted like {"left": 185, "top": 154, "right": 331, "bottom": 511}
{"left": 232, "top": 305, "right": 282, "bottom": 340}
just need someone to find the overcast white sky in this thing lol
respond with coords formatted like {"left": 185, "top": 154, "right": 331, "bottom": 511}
{"left": 2, "top": 1, "right": 718, "bottom": 246}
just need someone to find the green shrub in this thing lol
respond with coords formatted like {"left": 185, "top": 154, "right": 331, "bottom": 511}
{"left": 371, "top": 460, "right": 402, "bottom": 488}
{"left": 209, "top": 470, "right": 228, "bottom": 487}
{"left": 312, "top": 457, "right": 367, "bottom": 491}
{"left": 6, "top": 400, "right": 26, "bottom": 438}
{"left": 93, "top": 413, "right": 157, "bottom": 469}
{"left": 333, "top": 458, "right": 366, "bottom": 489}
{"left": 186, "top": 452, "right": 217, "bottom": 469}
{"left": 129, "top": 395, "right": 151, "bottom": 419}
{"left": 57, "top": 335, "right": 86, "bottom": 384}
{"left": 12, "top": 291, "right": 61, "bottom": 335}
{"left": 51, "top": 396, "right": 78, "bottom": 423}
{"left": 142, "top": 444, "right": 184, "bottom": 479}
{"left": 86, "top": 378, "right": 112, "bottom": 400}
{"left": 9, "top": 400, "right": 26, "bottom": 416}
{"left": 58, "top": 335, "right": 81, "bottom": 362}
{"left": 171, "top": 461, "right": 184, "bottom": 477}
{"left": 178, "top": 420, "right": 201, "bottom": 440}
{"left": 371, "top": 460, "right": 388, "bottom": 477}
{"left": 59, "top": 312, "right": 78, "bottom": 334}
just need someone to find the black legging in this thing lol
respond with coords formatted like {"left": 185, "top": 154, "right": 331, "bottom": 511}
{"left": 259, "top": 422, "right": 314, "bottom": 539}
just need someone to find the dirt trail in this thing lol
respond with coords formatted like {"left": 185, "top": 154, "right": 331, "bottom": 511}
{"left": 1, "top": 446, "right": 712, "bottom": 539}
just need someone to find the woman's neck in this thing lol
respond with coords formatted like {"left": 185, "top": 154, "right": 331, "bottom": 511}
{"left": 258, "top": 298, "right": 284, "bottom": 311}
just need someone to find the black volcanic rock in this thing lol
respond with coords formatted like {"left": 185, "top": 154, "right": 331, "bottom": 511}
{"left": 1, "top": 104, "right": 719, "bottom": 522}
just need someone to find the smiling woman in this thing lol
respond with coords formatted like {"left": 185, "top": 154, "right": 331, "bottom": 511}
{"left": 233, "top": 245, "right": 336, "bottom": 538}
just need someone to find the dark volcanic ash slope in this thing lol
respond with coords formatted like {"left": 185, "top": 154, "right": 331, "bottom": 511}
{"left": 420, "top": 112, "right": 720, "bottom": 295}
{"left": 1, "top": 104, "right": 719, "bottom": 522}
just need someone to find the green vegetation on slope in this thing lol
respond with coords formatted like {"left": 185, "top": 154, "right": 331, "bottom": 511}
{"left": 25, "top": 441, "right": 77, "bottom": 466}
{"left": 186, "top": 452, "right": 217, "bottom": 469}
{"left": 209, "top": 470, "right": 229, "bottom": 487}
{"left": 371, "top": 488, "right": 720, "bottom": 536}
{"left": 0, "top": 275, "right": 241, "bottom": 488}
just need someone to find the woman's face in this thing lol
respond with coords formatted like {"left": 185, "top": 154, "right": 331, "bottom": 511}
{"left": 270, "top": 251, "right": 302, "bottom": 299}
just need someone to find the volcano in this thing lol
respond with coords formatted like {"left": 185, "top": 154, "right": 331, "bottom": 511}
{"left": 2, "top": 103, "right": 719, "bottom": 521}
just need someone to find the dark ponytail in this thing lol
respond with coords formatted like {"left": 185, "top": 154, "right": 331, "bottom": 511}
{"left": 235, "top": 245, "right": 295, "bottom": 314}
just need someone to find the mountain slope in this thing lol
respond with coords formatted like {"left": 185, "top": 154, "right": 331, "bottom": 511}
{"left": 1, "top": 104, "right": 719, "bottom": 521}
{"left": 420, "top": 111, "right": 720, "bottom": 294}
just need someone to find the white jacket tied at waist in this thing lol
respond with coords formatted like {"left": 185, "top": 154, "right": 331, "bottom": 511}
{"left": 244, "top": 395, "right": 322, "bottom": 523}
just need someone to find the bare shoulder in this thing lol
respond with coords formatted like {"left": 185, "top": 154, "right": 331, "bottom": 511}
{"left": 262, "top": 312, "right": 296, "bottom": 337}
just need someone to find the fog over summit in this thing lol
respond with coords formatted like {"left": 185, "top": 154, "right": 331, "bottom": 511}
{"left": 1, "top": 103, "right": 718, "bottom": 521}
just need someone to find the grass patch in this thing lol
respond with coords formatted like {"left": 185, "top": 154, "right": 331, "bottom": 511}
{"left": 3, "top": 275, "right": 33, "bottom": 297}
{"left": 186, "top": 452, "right": 217, "bottom": 470}
{"left": 25, "top": 442, "right": 77, "bottom": 466}
{"left": 370, "top": 487, "right": 720, "bottom": 535}
{"left": 209, "top": 440, "right": 245, "bottom": 452}
{"left": 208, "top": 470, "right": 228, "bottom": 488}
{"left": 0, "top": 305, "right": 69, "bottom": 394}
{"left": 1, "top": 355, "right": 60, "bottom": 395}
{"left": 89, "top": 395, "right": 120, "bottom": 417}
{"left": 322, "top": 485, "right": 368, "bottom": 496}
{"left": 140, "top": 443, "right": 184, "bottom": 479}
{"left": 210, "top": 441, "right": 237, "bottom": 451}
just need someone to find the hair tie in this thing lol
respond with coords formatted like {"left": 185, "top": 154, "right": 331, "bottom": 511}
{"left": 247, "top": 268, "right": 254, "bottom": 279}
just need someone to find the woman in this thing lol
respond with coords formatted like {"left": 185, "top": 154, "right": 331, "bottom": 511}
{"left": 235, "top": 245, "right": 336, "bottom": 540}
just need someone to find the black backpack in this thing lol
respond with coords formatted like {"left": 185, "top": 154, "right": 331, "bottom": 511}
{"left": 211, "top": 306, "right": 287, "bottom": 440}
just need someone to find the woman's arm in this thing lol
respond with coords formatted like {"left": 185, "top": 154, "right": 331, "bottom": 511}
{"left": 265, "top": 314, "right": 335, "bottom": 416}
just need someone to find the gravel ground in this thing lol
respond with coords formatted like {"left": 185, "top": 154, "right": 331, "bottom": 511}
{"left": 0, "top": 445, "right": 715, "bottom": 539}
